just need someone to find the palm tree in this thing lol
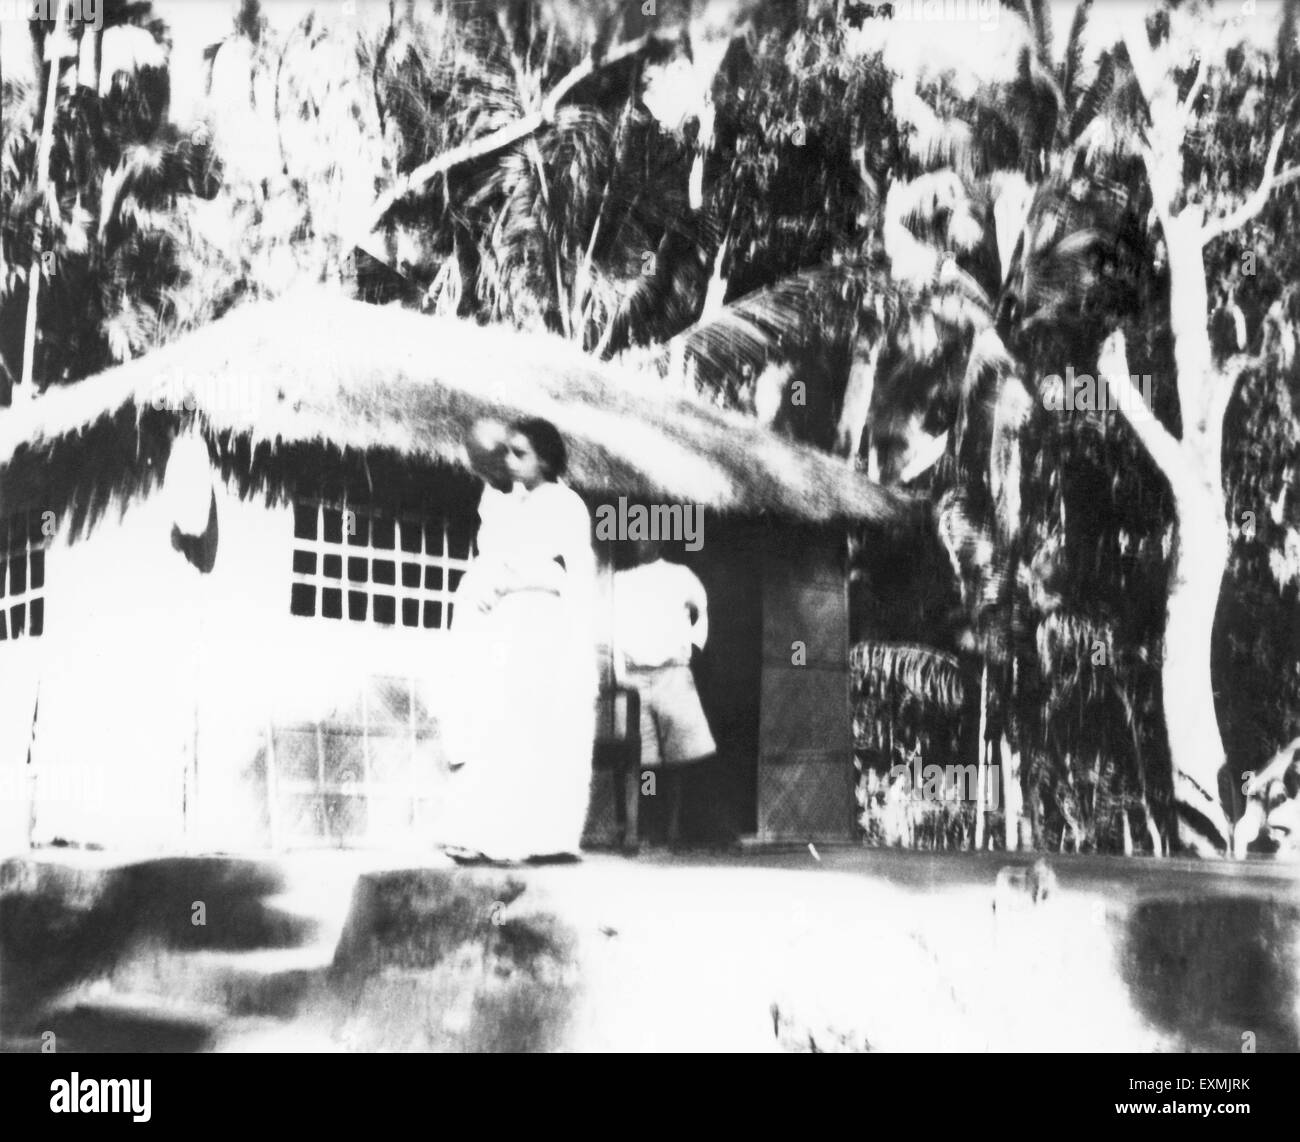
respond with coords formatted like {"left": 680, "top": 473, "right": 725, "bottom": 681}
{"left": 248, "top": 0, "right": 705, "bottom": 346}
{"left": 2, "top": 0, "right": 218, "bottom": 395}
{"left": 452, "top": 21, "right": 703, "bottom": 348}
{"left": 16, "top": 0, "right": 70, "bottom": 400}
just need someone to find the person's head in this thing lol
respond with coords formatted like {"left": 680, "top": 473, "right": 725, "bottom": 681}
{"left": 466, "top": 418, "right": 512, "bottom": 491}
{"left": 506, "top": 417, "right": 567, "bottom": 489}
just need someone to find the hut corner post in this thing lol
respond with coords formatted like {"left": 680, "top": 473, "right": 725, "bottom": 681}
{"left": 755, "top": 525, "right": 856, "bottom": 844}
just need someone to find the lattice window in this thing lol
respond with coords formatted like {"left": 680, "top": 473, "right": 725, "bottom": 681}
{"left": 0, "top": 511, "right": 48, "bottom": 641}
{"left": 264, "top": 671, "right": 445, "bottom": 847}
{"left": 288, "top": 497, "right": 475, "bottom": 630}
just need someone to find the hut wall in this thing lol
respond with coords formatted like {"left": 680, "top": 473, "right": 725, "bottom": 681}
{"left": 0, "top": 470, "right": 468, "bottom": 854}
{"left": 3, "top": 484, "right": 206, "bottom": 851}
{"left": 756, "top": 526, "right": 855, "bottom": 842}
{"left": 0, "top": 633, "right": 40, "bottom": 855}
{"left": 2, "top": 468, "right": 858, "bottom": 854}
{"left": 185, "top": 480, "right": 466, "bottom": 851}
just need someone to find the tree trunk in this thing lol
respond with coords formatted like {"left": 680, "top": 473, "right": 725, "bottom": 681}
{"left": 77, "top": 22, "right": 101, "bottom": 94}
{"left": 1140, "top": 793, "right": 1164, "bottom": 857}
{"left": 701, "top": 228, "right": 730, "bottom": 321}
{"left": 29, "top": 22, "right": 43, "bottom": 92}
{"left": 1001, "top": 733, "right": 1021, "bottom": 851}
{"left": 1162, "top": 218, "right": 1234, "bottom": 855}
{"left": 19, "top": 2, "right": 70, "bottom": 400}
{"left": 1103, "top": 216, "right": 1236, "bottom": 855}
{"left": 975, "top": 665, "right": 988, "bottom": 851}
{"left": 1162, "top": 478, "right": 1232, "bottom": 854}
{"left": 835, "top": 337, "right": 880, "bottom": 461}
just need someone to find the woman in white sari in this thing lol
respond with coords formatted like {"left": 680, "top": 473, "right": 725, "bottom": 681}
{"left": 436, "top": 417, "right": 597, "bottom": 862}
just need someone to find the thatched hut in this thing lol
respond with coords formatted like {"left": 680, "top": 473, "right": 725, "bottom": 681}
{"left": 0, "top": 295, "right": 919, "bottom": 854}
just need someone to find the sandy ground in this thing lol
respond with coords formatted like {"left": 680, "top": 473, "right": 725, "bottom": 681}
{"left": 4, "top": 845, "right": 1298, "bottom": 1052}
{"left": 499, "top": 854, "right": 1170, "bottom": 1051}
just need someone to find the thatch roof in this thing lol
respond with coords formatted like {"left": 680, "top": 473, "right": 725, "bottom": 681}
{"left": 0, "top": 294, "right": 922, "bottom": 536}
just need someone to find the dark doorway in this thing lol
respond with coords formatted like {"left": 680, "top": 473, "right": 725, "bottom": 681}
{"left": 680, "top": 518, "right": 764, "bottom": 843}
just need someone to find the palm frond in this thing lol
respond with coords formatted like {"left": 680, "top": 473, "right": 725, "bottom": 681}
{"left": 1067, "top": 49, "right": 1120, "bottom": 150}
{"left": 656, "top": 260, "right": 897, "bottom": 407}
{"left": 1034, "top": 610, "right": 1115, "bottom": 709}
{"left": 954, "top": 325, "right": 1017, "bottom": 457}
{"left": 893, "top": 80, "right": 977, "bottom": 182}
{"left": 888, "top": 170, "right": 969, "bottom": 237}
{"left": 1026, "top": 0, "right": 1056, "bottom": 71}
{"left": 1061, "top": 0, "right": 1093, "bottom": 113}
{"left": 851, "top": 641, "right": 967, "bottom": 716}
{"left": 936, "top": 486, "right": 999, "bottom": 604}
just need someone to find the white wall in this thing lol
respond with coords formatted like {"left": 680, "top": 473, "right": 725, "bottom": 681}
{"left": 0, "top": 467, "right": 463, "bottom": 855}
{"left": 1, "top": 483, "right": 195, "bottom": 852}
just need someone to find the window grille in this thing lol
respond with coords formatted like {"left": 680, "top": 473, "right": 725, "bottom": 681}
{"left": 0, "top": 511, "right": 48, "bottom": 641}
{"left": 288, "top": 497, "right": 475, "bottom": 630}
{"left": 265, "top": 674, "right": 443, "bottom": 848}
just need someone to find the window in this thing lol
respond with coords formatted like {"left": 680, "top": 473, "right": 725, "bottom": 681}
{"left": 289, "top": 497, "right": 474, "bottom": 630}
{"left": 0, "top": 511, "right": 48, "bottom": 641}
{"left": 265, "top": 673, "right": 445, "bottom": 847}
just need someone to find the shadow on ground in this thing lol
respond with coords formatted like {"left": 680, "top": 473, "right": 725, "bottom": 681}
{"left": 1, "top": 856, "right": 295, "bottom": 1050}
{"left": 0, "top": 856, "right": 581, "bottom": 1052}
{"left": 1120, "top": 896, "right": 1300, "bottom": 1053}
{"left": 319, "top": 868, "right": 581, "bottom": 1051}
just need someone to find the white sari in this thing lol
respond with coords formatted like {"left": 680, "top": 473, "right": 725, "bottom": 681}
{"left": 435, "top": 479, "right": 597, "bottom": 860}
